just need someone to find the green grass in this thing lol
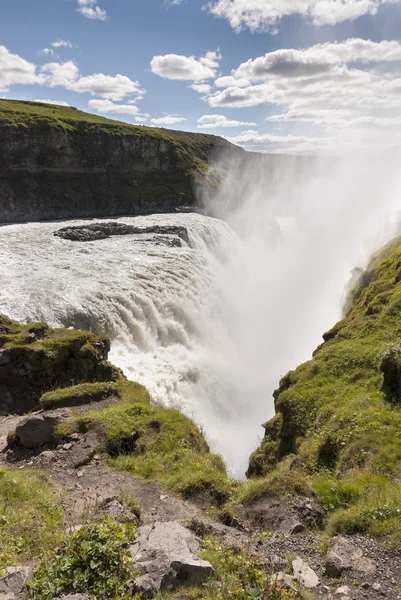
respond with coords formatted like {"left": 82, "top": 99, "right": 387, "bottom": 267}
{"left": 58, "top": 380, "right": 234, "bottom": 505}
{"left": 155, "top": 537, "right": 301, "bottom": 600}
{"left": 40, "top": 382, "right": 118, "bottom": 410}
{"left": 246, "top": 235, "right": 401, "bottom": 542}
{"left": 0, "top": 468, "right": 63, "bottom": 570}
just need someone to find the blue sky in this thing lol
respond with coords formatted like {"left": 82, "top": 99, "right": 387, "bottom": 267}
{"left": 1, "top": 0, "right": 401, "bottom": 153}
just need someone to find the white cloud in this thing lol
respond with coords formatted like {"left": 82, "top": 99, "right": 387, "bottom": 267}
{"left": 41, "top": 61, "right": 80, "bottom": 87}
{"left": 232, "top": 39, "right": 401, "bottom": 83}
{"left": 41, "top": 62, "right": 144, "bottom": 101}
{"left": 197, "top": 114, "right": 256, "bottom": 128}
{"left": 77, "top": 0, "right": 108, "bottom": 20}
{"left": 51, "top": 40, "right": 73, "bottom": 49}
{"left": 0, "top": 46, "right": 43, "bottom": 91}
{"left": 71, "top": 73, "right": 143, "bottom": 101}
{"left": 151, "top": 115, "right": 186, "bottom": 125}
{"left": 34, "top": 98, "right": 70, "bottom": 106}
{"left": 151, "top": 50, "right": 220, "bottom": 81}
{"left": 88, "top": 98, "right": 142, "bottom": 116}
{"left": 190, "top": 83, "right": 212, "bottom": 94}
{"left": 207, "top": 0, "right": 386, "bottom": 31}
{"left": 40, "top": 48, "right": 56, "bottom": 57}
{"left": 224, "top": 129, "right": 331, "bottom": 153}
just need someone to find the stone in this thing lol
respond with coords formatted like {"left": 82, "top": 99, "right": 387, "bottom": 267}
{"left": 373, "top": 583, "right": 381, "bottom": 592}
{"left": 335, "top": 586, "right": 351, "bottom": 596}
{"left": 325, "top": 536, "right": 376, "bottom": 578}
{"left": 96, "top": 498, "right": 138, "bottom": 524}
{"left": 280, "top": 518, "right": 305, "bottom": 535}
{"left": 292, "top": 557, "right": 320, "bottom": 589}
{"left": 0, "top": 566, "right": 33, "bottom": 600}
{"left": 15, "top": 414, "right": 63, "bottom": 448}
{"left": 131, "top": 521, "right": 213, "bottom": 596}
{"left": 272, "top": 572, "right": 297, "bottom": 590}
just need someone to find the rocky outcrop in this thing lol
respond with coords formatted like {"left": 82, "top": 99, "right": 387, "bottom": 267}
{"left": 54, "top": 222, "right": 190, "bottom": 245}
{"left": 131, "top": 521, "right": 213, "bottom": 596}
{"left": 0, "top": 100, "right": 243, "bottom": 224}
{"left": 0, "top": 315, "right": 120, "bottom": 414}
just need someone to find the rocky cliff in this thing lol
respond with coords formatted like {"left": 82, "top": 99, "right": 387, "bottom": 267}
{"left": 0, "top": 100, "right": 243, "bottom": 224}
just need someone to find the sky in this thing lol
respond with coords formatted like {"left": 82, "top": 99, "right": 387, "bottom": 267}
{"left": 1, "top": 0, "right": 401, "bottom": 154}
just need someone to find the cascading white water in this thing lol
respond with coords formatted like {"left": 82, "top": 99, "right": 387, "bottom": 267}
{"left": 1, "top": 151, "right": 401, "bottom": 477}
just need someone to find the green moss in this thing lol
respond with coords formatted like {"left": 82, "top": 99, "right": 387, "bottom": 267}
{"left": 0, "top": 468, "right": 63, "bottom": 570}
{"left": 247, "top": 235, "right": 401, "bottom": 542}
{"left": 59, "top": 380, "right": 233, "bottom": 505}
{"left": 40, "top": 382, "right": 118, "bottom": 410}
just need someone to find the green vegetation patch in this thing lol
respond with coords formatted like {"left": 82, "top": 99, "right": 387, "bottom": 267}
{"left": 40, "top": 382, "right": 118, "bottom": 410}
{"left": 246, "top": 235, "right": 401, "bottom": 542}
{"left": 0, "top": 468, "right": 63, "bottom": 570}
{"left": 58, "top": 380, "right": 233, "bottom": 505}
{"left": 29, "top": 519, "right": 136, "bottom": 600}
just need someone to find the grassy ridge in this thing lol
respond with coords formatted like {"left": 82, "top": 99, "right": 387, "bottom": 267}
{"left": 246, "top": 236, "right": 401, "bottom": 542}
{"left": 0, "top": 99, "right": 238, "bottom": 172}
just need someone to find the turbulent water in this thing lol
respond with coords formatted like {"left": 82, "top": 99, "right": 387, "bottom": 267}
{"left": 2, "top": 153, "right": 401, "bottom": 477}
{"left": 0, "top": 213, "right": 263, "bottom": 474}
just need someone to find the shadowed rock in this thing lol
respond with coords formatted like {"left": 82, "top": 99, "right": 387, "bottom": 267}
{"left": 54, "top": 222, "right": 190, "bottom": 245}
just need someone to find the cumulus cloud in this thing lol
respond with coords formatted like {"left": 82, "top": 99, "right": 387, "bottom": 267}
{"left": 88, "top": 98, "right": 147, "bottom": 117}
{"left": 208, "top": 39, "right": 401, "bottom": 116}
{"left": 207, "top": 0, "right": 385, "bottom": 31}
{"left": 0, "top": 46, "right": 43, "bottom": 91}
{"left": 151, "top": 50, "right": 220, "bottom": 81}
{"left": 41, "top": 61, "right": 80, "bottom": 88}
{"left": 190, "top": 83, "right": 212, "bottom": 94}
{"left": 34, "top": 98, "right": 70, "bottom": 106}
{"left": 197, "top": 114, "right": 256, "bottom": 128}
{"left": 77, "top": 0, "right": 108, "bottom": 20}
{"left": 151, "top": 115, "right": 186, "bottom": 125}
{"left": 71, "top": 73, "right": 143, "bottom": 101}
{"left": 41, "top": 62, "right": 144, "bottom": 101}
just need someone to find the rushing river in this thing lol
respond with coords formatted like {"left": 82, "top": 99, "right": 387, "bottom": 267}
{"left": 0, "top": 213, "right": 269, "bottom": 475}
{"left": 2, "top": 154, "right": 401, "bottom": 476}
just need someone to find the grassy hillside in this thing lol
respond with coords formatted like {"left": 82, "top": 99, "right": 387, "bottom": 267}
{"left": 246, "top": 235, "right": 401, "bottom": 542}
{"left": 0, "top": 99, "right": 238, "bottom": 169}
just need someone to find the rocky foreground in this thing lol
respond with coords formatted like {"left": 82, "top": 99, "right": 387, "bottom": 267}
{"left": 1, "top": 312, "right": 401, "bottom": 600}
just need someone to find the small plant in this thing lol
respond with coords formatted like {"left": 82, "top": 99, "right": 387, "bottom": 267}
{"left": 200, "top": 537, "right": 298, "bottom": 600}
{"left": 29, "top": 519, "right": 137, "bottom": 600}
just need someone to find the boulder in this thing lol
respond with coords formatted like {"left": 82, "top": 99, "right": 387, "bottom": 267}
{"left": 15, "top": 412, "right": 66, "bottom": 448}
{"left": 0, "top": 566, "right": 33, "bottom": 600}
{"left": 96, "top": 498, "right": 138, "bottom": 524}
{"left": 325, "top": 536, "right": 376, "bottom": 578}
{"left": 131, "top": 521, "right": 213, "bottom": 596}
{"left": 292, "top": 557, "right": 320, "bottom": 589}
{"left": 335, "top": 586, "right": 351, "bottom": 596}
{"left": 280, "top": 518, "right": 305, "bottom": 535}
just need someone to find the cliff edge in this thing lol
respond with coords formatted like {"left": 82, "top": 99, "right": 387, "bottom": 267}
{"left": 0, "top": 99, "right": 243, "bottom": 224}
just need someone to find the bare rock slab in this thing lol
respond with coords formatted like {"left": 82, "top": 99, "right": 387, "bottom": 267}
{"left": 15, "top": 412, "right": 67, "bottom": 448}
{"left": 326, "top": 536, "right": 376, "bottom": 578}
{"left": 131, "top": 521, "right": 213, "bottom": 596}
{"left": 292, "top": 557, "right": 320, "bottom": 589}
{"left": 0, "top": 566, "right": 33, "bottom": 600}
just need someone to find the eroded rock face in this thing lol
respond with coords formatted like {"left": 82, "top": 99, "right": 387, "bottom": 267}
{"left": 131, "top": 521, "right": 213, "bottom": 596}
{"left": 0, "top": 316, "right": 120, "bottom": 415}
{"left": 325, "top": 536, "right": 377, "bottom": 578}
